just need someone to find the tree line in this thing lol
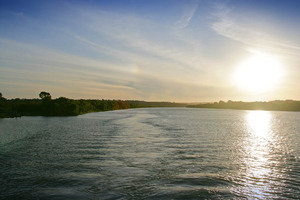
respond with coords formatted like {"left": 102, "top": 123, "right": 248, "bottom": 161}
{"left": 0, "top": 92, "right": 185, "bottom": 118}
{"left": 188, "top": 100, "right": 300, "bottom": 111}
{"left": 2, "top": 91, "right": 299, "bottom": 118}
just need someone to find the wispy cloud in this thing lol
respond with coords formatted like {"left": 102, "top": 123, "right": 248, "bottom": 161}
{"left": 60, "top": 7, "right": 215, "bottom": 81}
{"left": 0, "top": 38, "right": 138, "bottom": 98}
{"left": 0, "top": 2, "right": 247, "bottom": 101}
{"left": 175, "top": 0, "right": 199, "bottom": 29}
{"left": 0, "top": 37, "right": 217, "bottom": 101}
{"left": 210, "top": 2, "right": 300, "bottom": 58}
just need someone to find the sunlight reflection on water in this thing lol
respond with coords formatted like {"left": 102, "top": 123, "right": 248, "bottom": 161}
{"left": 246, "top": 111, "right": 272, "bottom": 137}
{"left": 240, "top": 111, "right": 283, "bottom": 199}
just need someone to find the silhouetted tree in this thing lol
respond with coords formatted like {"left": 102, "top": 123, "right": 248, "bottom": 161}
{"left": 39, "top": 91, "right": 52, "bottom": 115}
{"left": 39, "top": 91, "right": 51, "bottom": 100}
{"left": 0, "top": 92, "right": 5, "bottom": 101}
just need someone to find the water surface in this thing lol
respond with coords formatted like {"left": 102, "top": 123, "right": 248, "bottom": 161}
{"left": 1, "top": 108, "right": 300, "bottom": 199}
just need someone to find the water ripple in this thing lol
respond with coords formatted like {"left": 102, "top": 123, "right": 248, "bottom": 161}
{"left": 1, "top": 108, "right": 300, "bottom": 199}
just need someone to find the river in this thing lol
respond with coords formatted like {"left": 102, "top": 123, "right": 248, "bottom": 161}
{"left": 1, "top": 108, "right": 300, "bottom": 199}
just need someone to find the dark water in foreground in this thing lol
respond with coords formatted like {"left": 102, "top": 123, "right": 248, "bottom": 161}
{"left": 1, "top": 108, "right": 300, "bottom": 199}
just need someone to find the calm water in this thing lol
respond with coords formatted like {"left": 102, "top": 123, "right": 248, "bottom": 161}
{"left": 1, "top": 108, "right": 300, "bottom": 199}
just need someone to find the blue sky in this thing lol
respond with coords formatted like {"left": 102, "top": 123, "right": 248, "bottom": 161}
{"left": 1, "top": 0, "right": 300, "bottom": 101}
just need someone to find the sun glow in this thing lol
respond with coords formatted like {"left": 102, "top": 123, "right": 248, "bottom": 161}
{"left": 246, "top": 111, "right": 272, "bottom": 137}
{"left": 234, "top": 52, "right": 283, "bottom": 93}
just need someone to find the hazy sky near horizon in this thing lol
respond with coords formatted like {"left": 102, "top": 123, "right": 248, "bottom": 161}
{"left": 1, "top": 0, "right": 300, "bottom": 102}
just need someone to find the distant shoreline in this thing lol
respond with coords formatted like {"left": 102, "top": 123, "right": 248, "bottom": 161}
{"left": 0, "top": 97, "right": 185, "bottom": 118}
{"left": 188, "top": 100, "right": 300, "bottom": 112}
{"left": 1, "top": 97, "right": 300, "bottom": 118}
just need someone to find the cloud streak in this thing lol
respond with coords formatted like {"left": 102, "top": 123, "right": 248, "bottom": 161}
{"left": 175, "top": 0, "right": 199, "bottom": 29}
{"left": 210, "top": 2, "right": 300, "bottom": 58}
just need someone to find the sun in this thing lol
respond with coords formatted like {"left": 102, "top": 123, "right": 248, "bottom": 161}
{"left": 234, "top": 52, "right": 283, "bottom": 93}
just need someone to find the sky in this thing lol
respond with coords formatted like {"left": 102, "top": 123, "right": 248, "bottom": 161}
{"left": 0, "top": 0, "right": 300, "bottom": 102}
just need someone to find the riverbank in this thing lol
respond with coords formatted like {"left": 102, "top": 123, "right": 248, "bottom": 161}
{"left": 188, "top": 100, "right": 300, "bottom": 112}
{"left": 2, "top": 98, "right": 300, "bottom": 118}
{"left": 0, "top": 98, "right": 186, "bottom": 118}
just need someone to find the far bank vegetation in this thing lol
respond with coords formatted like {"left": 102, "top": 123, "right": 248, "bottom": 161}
{"left": 0, "top": 92, "right": 184, "bottom": 118}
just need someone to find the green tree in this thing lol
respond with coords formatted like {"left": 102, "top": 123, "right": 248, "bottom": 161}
{"left": 39, "top": 91, "right": 51, "bottom": 100}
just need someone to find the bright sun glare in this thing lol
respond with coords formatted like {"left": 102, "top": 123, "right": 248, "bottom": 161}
{"left": 234, "top": 52, "right": 283, "bottom": 93}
